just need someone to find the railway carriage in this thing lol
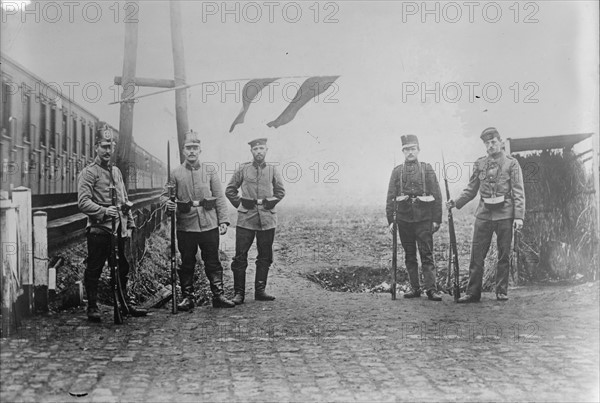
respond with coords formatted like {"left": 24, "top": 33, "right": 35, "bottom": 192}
{"left": 1, "top": 53, "right": 166, "bottom": 197}
{"left": 1, "top": 53, "right": 166, "bottom": 246}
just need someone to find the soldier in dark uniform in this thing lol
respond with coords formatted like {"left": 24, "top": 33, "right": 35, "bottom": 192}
{"left": 78, "top": 124, "right": 148, "bottom": 322}
{"left": 447, "top": 127, "right": 525, "bottom": 302}
{"left": 225, "top": 138, "right": 285, "bottom": 304}
{"left": 386, "top": 134, "right": 443, "bottom": 301}
{"left": 161, "top": 131, "right": 235, "bottom": 310}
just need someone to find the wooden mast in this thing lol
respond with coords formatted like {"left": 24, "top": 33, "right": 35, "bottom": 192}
{"left": 115, "top": 1, "right": 139, "bottom": 188}
{"left": 169, "top": 0, "right": 190, "bottom": 163}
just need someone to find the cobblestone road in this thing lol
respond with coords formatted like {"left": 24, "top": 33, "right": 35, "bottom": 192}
{"left": 1, "top": 230, "right": 599, "bottom": 402}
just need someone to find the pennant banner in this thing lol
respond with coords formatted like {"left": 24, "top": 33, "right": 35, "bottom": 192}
{"left": 267, "top": 76, "right": 339, "bottom": 129}
{"left": 229, "top": 75, "right": 339, "bottom": 132}
{"left": 229, "top": 78, "right": 278, "bottom": 133}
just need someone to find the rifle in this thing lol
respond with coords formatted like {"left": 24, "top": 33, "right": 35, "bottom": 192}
{"left": 108, "top": 167, "right": 129, "bottom": 323}
{"left": 441, "top": 153, "right": 461, "bottom": 302}
{"left": 510, "top": 228, "right": 520, "bottom": 285}
{"left": 167, "top": 142, "right": 177, "bottom": 314}
{"left": 391, "top": 197, "right": 398, "bottom": 300}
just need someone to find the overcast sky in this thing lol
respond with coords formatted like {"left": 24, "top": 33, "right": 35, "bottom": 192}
{"left": 2, "top": 0, "right": 598, "bottom": 205}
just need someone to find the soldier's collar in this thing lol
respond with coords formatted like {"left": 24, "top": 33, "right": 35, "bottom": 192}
{"left": 94, "top": 156, "right": 110, "bottom": 169}
{"left": 252, "top": 160, "right": 267, "bottom": 168}
{"left": 489, "top": 151, "right": 505, "bottom": 162}
{"left": 184, "top": 161, "right": 201, "bottom": 170}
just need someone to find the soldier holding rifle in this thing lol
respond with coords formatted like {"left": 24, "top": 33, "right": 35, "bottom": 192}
{"left": 161, "top": 131, "right": 235, "bottom": 311}
{"left": 446, "top": 127, "right": 525, "bottom": 302}
{"left": 386, "top": 135, "right": 443, "bottom": 301}
{"left": 78, "top": 124, "right": 148, "bottom": 322}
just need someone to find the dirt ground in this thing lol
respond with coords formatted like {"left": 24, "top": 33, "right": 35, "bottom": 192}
{"left": 278, "top": 205, "right": 522, "bottom": 292}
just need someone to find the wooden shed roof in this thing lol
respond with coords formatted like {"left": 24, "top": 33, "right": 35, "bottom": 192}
{"left": 507, "top": 133, "right": 594, "bottom": 152}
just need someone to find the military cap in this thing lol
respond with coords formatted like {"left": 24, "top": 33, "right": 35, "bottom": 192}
{"left": 401, "top": 134, "right": 419, "bottom": 150}
{"left": 183, "top": 130, "right": 201, "bottom": 147}
{"left": 95, "top": 122, "right": 115, "bottom": 145}
{"left": 480, "top": 127, "right": 501, "bottom": 142}
{"left": 248, "top": 138, "right": 268, "bottom": 148}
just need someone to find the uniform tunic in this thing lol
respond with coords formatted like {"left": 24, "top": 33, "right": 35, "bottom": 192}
{"left": 455, "top": 152, "right": 525, "bottom": 220}
{"left": 386, "top": 161, "right": 443, "bottom": 224}
{"left": 77, "top": 157, "right": 134, "bottom": 237}
{"left": 160, "top": 161, "right": 229, "bottom": 232}
{"left": 225, "top": 161, "right": 285, "bottom": 231}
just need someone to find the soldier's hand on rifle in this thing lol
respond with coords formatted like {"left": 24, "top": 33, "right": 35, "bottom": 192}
{"left": 432, "top": 222, "right": 440, "bottom": 233}
{"left": 513, "top": 219, "right": 523, "bottom": 231}
{"left": 106, "top": 206, "right": 119, "bottom": 218}
{"left": 445, "top": 199, "right": 456, "bottom": 210}
{"left": 165, "top": 200, "right": 177, "bottom": 213}
{"left": 388, "top": 223, "right": 395, "bottom": 235}
{"left": 219, "top": 223, "right": 228, "bottom": 235}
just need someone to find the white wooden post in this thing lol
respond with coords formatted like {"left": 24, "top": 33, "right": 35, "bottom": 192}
{"left": 33, "top": 211, "right": 48, "bottom": 312}
{"left": 1, "top": 200, "right": 20, "bottom": 335}
{"left": 593, "top": 133, "right": 600, "bottom": 281}
{"left": 12, "top": 187, "right": 33, "bottom": 315}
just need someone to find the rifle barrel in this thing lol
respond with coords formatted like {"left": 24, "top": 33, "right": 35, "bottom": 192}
{"left": 168, "top": 141, "right": 177, "bottom": 314}
{"left": 442, "top": 153, "right": 461, "bottom": 301}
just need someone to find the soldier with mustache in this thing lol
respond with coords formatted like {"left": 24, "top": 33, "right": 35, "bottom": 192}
{"left": 447, "top": 127, "right": 525, "bottom": 302}
{"left": 78, "top": 123, "right": 148, "bottom": 321}
{"left": 226, "top": 138, "right": 286, "bottom": 304}
{"left": 162, "top": 131, "right": 235, "bottom": 311}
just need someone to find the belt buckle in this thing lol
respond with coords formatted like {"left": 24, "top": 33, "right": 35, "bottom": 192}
{"left": 256, "top": 199, "right": 263, "bottom": 205}
{"left": 192, "top": 201, "right": 200, "bottom": 207}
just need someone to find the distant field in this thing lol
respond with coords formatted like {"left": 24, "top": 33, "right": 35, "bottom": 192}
{"left": 275, "top": 204, "right": 500, "bottom": 293}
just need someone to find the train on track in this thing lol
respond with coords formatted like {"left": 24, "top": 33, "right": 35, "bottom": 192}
{"left": 1, "top": 53, "right": 167, "bottom": 246}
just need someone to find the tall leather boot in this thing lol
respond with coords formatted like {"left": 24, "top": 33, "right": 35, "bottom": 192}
{"left": 231, "top": 269, "right": 246, "bottom": 305}
{"left": 255, "top": 266, "right": 275, "bottom": 301}
{"left": 177, "top": 269, "right": 195, "bottom": 311}
{"left": 85, "top": 284, "right": 101, "bottom": 322}
{"left": 206, "top": 268, "right": 235, "bottom": 308}
{"left": 120, "top": 276, "right": 148, "bottom": 317}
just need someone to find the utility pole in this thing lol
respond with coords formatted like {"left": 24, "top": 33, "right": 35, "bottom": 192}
{"left": 169, "top": 0, "right": 190, "bottom": 163}
{"left": 115, "top": 0, "right": 191, "bottom": 185}
{"left": 115, "top": 0, "right": 139, "bottom": 189}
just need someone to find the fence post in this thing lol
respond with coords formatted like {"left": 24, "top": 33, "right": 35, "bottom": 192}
{"left": 33, "top": 211, "right": 49, "bottom": 312}
{"left": 12, "top": 187, "right": 33, "bottom": 315}
{"left": 1, "top": 200, "right": 20, "bottom": 335}
{"left": 593, "top": 133, "right": 599, "bottom": 281}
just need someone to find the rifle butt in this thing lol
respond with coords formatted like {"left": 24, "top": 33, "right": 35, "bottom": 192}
{"left": 170, "top": 215, "right": 177, "bottom": 314}
{"left": 391, "top": 221, "right": 397, "bottom": 300}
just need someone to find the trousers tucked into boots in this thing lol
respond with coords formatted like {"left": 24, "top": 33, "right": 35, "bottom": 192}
{"left": 84, "top": 232, "right": 130, "bottom": 319}
{"left": 231, "top": 227, "right": 276, "bottom": 301}
{"left": 177, "top": 229, "right": 234, "bottom": 309}
{"left": 84, "top": 232, "right": 148, "bottom": 317}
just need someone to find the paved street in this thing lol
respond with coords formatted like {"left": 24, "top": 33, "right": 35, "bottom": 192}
{"left": 1, "top": 229, "right": 599, "bottom": 402}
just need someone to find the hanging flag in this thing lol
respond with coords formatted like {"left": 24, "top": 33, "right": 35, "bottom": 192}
{"left": 267, "top": 76, "right": 339, "bottom": 129}
{"left": 229, "top": 78, "right": 278, "bottom": 132}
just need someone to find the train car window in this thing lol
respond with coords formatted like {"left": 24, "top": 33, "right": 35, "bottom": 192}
{"left": 90, "top": 124, "right": 95, "bottom": 157}
{"left": 2, "top": 80, "right": 12, "bottom": 136}
{"left": 72, "top": 116, "right": 78, "bottom": 154}
{"left": 23, "top": 92, "right": 31, "bottom": 142}
{"left": 62, "top": 111, "right": 67, "bottom": 152}
{"left": 81, "top": 121, "right": 86, "bottom": 156}
{"left": 29, "top": 124, "right": 37, "bottom": 148}
{"left": 50, "top": 106, "right": 56, "bottom": 149}
{"left": 40, "top": 103, "right": 47, "bottom": 146}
